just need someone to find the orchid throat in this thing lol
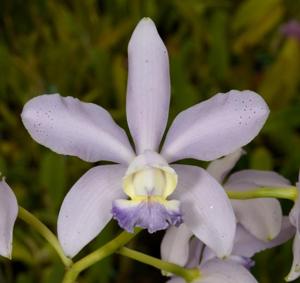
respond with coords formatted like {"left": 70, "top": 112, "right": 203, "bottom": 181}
{"left": 112, "top": 150, "right": 183, "bottom": 233}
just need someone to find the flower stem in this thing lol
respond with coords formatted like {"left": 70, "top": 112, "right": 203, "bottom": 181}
{"left": 227, "top": 186, "right": 298, "bottom": 201}
{"left": 18, "top": 206, "right": 72, "bottom": 267}
{"left": 117, "top": 247, "right": 200, "bottom": 282}
{"left": 62, "top": 228, "right": 142, "bottom": 283}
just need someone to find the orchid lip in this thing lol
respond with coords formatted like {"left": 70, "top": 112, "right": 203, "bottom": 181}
{"left": 112, "top": 199, "right": 183, "bottom": 233}
{"left": 112, "top": 150, "right": 182, "bottom": 233}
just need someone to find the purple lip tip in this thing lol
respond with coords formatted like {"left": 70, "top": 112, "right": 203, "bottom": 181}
{"left": 112, "top": 200, "right": 183, "bottom": 233}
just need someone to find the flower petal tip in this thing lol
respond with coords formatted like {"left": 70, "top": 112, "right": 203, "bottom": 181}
{"left": 0, "top": 180, "right": 18, "bottom": 259}
{"left": 134, "top": 17, "right": 156, "bottom": 33}
{"left": 129, "top": 17, "right": 166, "bottom": 53}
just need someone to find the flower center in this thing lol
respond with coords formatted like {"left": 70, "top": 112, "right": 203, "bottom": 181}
{"left": 133, "top": 168, "right": 165, "bottom": 196}
{"left": 123, "top": 164, "right": 177, "bottom": 202}
{"left": 112, "top": 150, "right": 182, "bottom": 233}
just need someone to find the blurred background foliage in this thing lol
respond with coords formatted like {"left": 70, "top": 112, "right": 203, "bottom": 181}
{"left": 0, "top": 0, "right": 300, "bottom": 282}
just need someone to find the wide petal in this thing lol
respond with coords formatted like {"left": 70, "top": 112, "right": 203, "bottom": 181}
{"left": 233, "top": 219, "right": 295, "bottom": 258}
{"left": 287, "top": 171, "right": 300, "bottom": 232}
{"left": 287, "top": 178, "right": 300, "bottom": 282}
{"left": 225, "top": 170, "right": 289, "bottom": 241}
{"left": 21, "top": 94, "right": 135, "bottom": 164}
{"left": 206, "top": 148, "right": 244, "bottom": 183}
{"left": 161, "top": 90, "right": 269, "bottom": 163}
{"left": 126, "top": 18, "right": 170, "bottom": 154}
{"left": 201, "top": 219, "right": 294, "bottom": 270}
{"left": 231, "top": 198, "right": 282, "bottom": 241}
{"left": 0, "top": 179, "right": 18, "bottom": 258}
{"left": 57, "top": 165, "right": 126, "bottom": 258}
{"left": 160, "top": 224, "right": 193, "bottom": 267}
{"left": 226, "top": 169, "right": 291, "bottom": 187}
{"left": 172, "top": 165, "right": 236, "bottom": 258}
{"left": 286, "top": 232, "right": 300, "bottom": 281}
{"left": 199, "top": 259, "right": 257, "bottom": 283}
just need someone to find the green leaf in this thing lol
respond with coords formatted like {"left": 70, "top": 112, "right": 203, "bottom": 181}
{"left": 250, "top": 147, "right": 273, "bottom": 170}
{"left": 39, "top": 152, "right": 67, "bottom": 211}
{"left": 259, "top": 39, "right": 300, "bottom": 108}
{"left": 233, "top": 0, "right": 284, "bottom": 51}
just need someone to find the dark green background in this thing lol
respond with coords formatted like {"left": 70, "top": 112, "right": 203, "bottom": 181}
{"left": 0, "top": 0, "right": 300, "bottom": 282}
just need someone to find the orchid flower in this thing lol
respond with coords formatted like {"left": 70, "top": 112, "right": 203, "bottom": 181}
{"left": 207, "top": 149, "right": 290, "bottom": 242}
{"left": 285, "top": 171, "right": 300, "bottom": 281}
{"left": 161, "top": 149, "right": 290, "bottom": 266}
{"left": 0, "top": 178, "right": 18, "bottom": 259}
{"left": 208, "top": 154, "right": 300, "bottom": 281}
{"left": 162, "top": 220, "right": 294, "bottom": 283}
{"left": 21, "top": 18, "right": 269, "bottom": 258}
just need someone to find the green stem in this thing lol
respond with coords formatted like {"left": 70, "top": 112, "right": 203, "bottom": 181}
{"left": 227, "top": 186, "right": 298, "bottom": 201}
{"left": 62, "top": 228, "right": 142, "bottom": 283}
{"left": 118, "top": 247, "right": 200, "bottom": 283}
{"left": 18, "top": 206, "right": 72, "bottom": 267}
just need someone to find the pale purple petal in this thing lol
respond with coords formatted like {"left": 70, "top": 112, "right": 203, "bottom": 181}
{"left": 286, "top": 233, "right": 300, "bottom": 281}
{"left": 201, "top": 219, "right": 294, "bottom": 272}
{"left": 233, "top": 219, "right": 295, "bottom": 258}
{"left": 199, "top": 259, "right": 257, "bottom": 283}
{"left": 57, "top": 165, "right": 126, "bottom": 258}
{"left": 161, "top": 90, "right": 269, "bottom": 163}
{"left": 226, "top": 169, "right": 291, "bottom": 187}
{"left": 225, "top": 170, "right": 289, "bottom": 241}
{"left": 21, "top": 94, "right": 135, "bottom": 164}
{"left": 206, "top": 148, "right": 244, "bottom": 183}
{"left": 112, "top": 199, "right": 182, "bottom": 233}
{"left": 0, "top": 179, "right": 18, "bottom": 258}
{"left": 160, "top": 224, "right": 193, "bottom": 267}
{"left": 172, "top": 165, "right": 236, "bottom": 258}
{"left": 231, "top": 197, "right": 282, "bottom": 241}
{"left": 202, "top": 247, "right": 255, "bottom": 270}
{"left": 289, "top": 176, "right": 300, "bottom": 232}
{"left": 287, "top": 177, "right": 300, "bottom": 281}
{"left": 126, "top": 18, "right": 170, "bottom": 154}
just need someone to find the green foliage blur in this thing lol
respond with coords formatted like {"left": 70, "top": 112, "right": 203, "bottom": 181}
{"left": 0, "top": 0, "right": 300, "bottom": 282}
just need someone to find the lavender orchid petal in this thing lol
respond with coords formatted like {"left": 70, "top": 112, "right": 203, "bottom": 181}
{"left": 289, "top": 176, "right": 300, "bottom": 231}
{"left": 233, "top": 219, "right": 295, "bottom": 258}
{"left": 0, "top": 180, "right": 18, "bottom": 259}
{"left": 57, "top": 165, "right": 126, "bottom": 258}
{"left": 226, "top": 170, "right": 291, "bottom": 187}
{"left": 200, "top": 219, "right": 294, "bottom": 272}
{"left": 172, "top": 165, "right": 236, "bottom": 258}
{"left": 160, "top": 224, "right": 193, "bottom": 267}
{"left": 225, "top": 170, "right": 290, "bottom": 241}
{"left": 286, "top": 174, "right": 300, "bottom": 281}
{"left": 21, "top": 94, "right": 135, "bottom": 164}
{"left": 199, "top": 259, "right": 257, "bottom": 283}
{"left": 286, "top": 233, "right": 300, "bottom": 281}
{"left": 230, "top": 197, "right": 282, "bottom": 241}
{"left": 206, "top": 148, "right": 244, "bottom": 183}
{"left": 126, "top": 18, "right": 170, "bottom": 153}
{"left": 161, "top": 90, "right": 269, "bottom": 163}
